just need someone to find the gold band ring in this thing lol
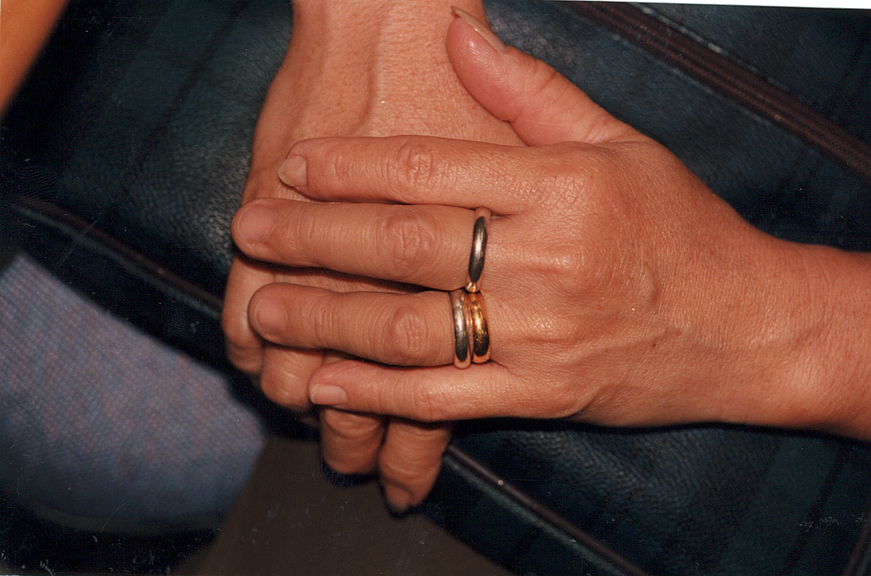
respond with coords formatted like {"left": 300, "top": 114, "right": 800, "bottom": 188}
{"left": 465, "top": 207, "right": 491, "bottom": 293}
{"left": 450, "top": 289, "right": 471, "bottom": 369}
{"left": 465, "top": 290, "right": 491, "bottom": 364}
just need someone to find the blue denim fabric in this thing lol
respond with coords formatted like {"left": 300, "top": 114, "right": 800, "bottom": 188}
{"left": 0, "top": 255, "right": 265, "bottom": 530}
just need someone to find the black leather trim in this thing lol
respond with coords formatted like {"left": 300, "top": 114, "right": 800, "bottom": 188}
{"left": 8, "top": 195, "right": 223, "bottom": 311}
{"left": 564, "top": 2, "right": 871, "bottom": 187}
{"left": 844, "top": 508, "right": 871, "bottom": 576}
{"left": 444, "top": 444, "right": 652, "bottom": 576}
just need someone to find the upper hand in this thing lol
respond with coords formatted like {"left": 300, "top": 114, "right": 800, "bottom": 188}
{"left": 235, "top": 14, "right": 831, "bottom": 434}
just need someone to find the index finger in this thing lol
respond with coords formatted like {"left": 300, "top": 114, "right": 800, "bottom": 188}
{"left": 279, "top": 136, "right": 538, "bottom": 213}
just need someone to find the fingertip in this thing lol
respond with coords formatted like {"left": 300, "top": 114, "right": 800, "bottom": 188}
{"left": 446, "top": 13, "right": 510, "bottom": 86}
{"left": 382, "top": 484, "right": 413, "bottom": 515}
{"left": 249, "top": 295, "right": 288, "bottom": 339}
{"left": 224, "top": 338, "right": 264, "bottom": 376}
{"left": 448, "top": 15, "right": 635, "bottom": 146}
{"left": 233, "top": 201, "right": 276, "bottom": 245}
{"left": 278, "top": 155, "right": 307, "bottom": 188}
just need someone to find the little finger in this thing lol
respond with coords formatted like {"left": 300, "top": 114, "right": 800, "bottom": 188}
{"left": 308, "top": 361, "right": 571, "bottom": 422}
{"left": 222, "top": 257, "right": 273, "bottom": 375}
{"left": 258, "top": 345, "right": 324, "bottom": 411}
{"left": 378, "top": 420, "right": 453, "bottom": 512}
{"left": 320, "top": 408, "right": 385, "bottom": 476}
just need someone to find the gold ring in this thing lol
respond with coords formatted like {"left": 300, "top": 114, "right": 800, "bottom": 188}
{"left": 465, "top": 290, "right": 491, "bottom": 364}
{"left": 465, "top": 207, "right": 491, "bottom": 293}
{"left": 450, "top": 289, "right": 471, "bottom": 369}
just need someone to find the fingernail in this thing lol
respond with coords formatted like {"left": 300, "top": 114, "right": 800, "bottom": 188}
{"left": 279, "top": 155, "right": 307, "bottom": 187}
{"left": 236, "top": 204, "right": 275, "bottom": 242}
{"left": 254, "top": 298, "right": 287, "bottom": 335}
{"left": 452, "top": 7, "right": 508, "bottom": 53}
{"left": 383, "top": 486, "right": 412, "bottom": 516}
{"left": 310, "top": 384, "right": 348, "bottom": 406}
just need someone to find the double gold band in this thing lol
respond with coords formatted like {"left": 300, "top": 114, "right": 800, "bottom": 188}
{"left": 451, "top": 289, "right": 471, "bottom": 369}
{"left": 452, "top": 207, "right": 493, "bottom": 368}
{"left": 450, "top": 289, "right": 491, "bottom": 368}
{"left": 466, "top": 291, "right": 491, "bottom": 363}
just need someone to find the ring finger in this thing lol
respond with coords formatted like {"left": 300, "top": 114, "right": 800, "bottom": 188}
{"left": 249, "top": 286, "right": 456, "bottom": 366}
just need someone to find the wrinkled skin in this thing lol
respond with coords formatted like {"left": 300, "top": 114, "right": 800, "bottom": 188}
{"left": 222, "top": 2, "right": 522, "bottom": 511}
{"left": 236, "top": 15, "right": 871, "bottom": 453}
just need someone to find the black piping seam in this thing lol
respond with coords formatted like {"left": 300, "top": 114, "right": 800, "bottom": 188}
{"left": 843, "top": 499, "right": 871, "bottom": 576}
{"left": 6, "top": 195, "right": 223, "bottom": 313}
{"left": 561, "top": 2, "right": 871, "bottom": 187}
{"left": 444, "top": 444, "right": 653, "bottom": 576}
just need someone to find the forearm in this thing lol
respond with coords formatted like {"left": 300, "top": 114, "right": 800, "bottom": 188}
{"left": 0, "top": 0, "right": 69, "bottom": 113}
{"left": 291, "top": 0, "right": 488, "bottom": 38}
{"left": 708, "top": 232, "right": 871, "bottom": 440}
{"left": 792, "top": 246, "right": 871, "bottom": 439}
{"left": 284, "top": 0, "right": 496, "bottom": 138}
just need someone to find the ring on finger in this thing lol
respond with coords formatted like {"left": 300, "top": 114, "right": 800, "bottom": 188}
{"left": 465, "top": 290, "right": 490, "bottom": 364}
{"left": 465, "top": 207, "right": 490, "bottom": 293}
{"left": 450, "top": 289, "right": 471, "bottom": 369}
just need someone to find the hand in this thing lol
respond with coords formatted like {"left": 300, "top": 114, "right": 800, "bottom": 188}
{"left": 221, "top": 3, "right": 522, "bottom": 511}
{"left": 235, "top": 12, "right": 871, "bottom": 439}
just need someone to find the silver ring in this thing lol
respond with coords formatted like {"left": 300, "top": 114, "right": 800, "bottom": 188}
{"left": 465, "top": 207, "right": 491, "bottom": 293}
{"left": 450, "top": 289, "right": 471, "bottom": 369}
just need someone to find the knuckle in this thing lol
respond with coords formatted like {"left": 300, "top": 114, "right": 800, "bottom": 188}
{"left": 225, "top": 342, "right": 262, "bottom": 375}
{"left": 377, "top": 208, "right": 437, "bottom": 280}
{"left": 321, "top": 410, "right": 381, "bottom": 441}
{"left": 384, "top": 140, "right": 441, "bottom": 198}
{"left": 222, "top": 316, "right": 263, "bottom": 375}
{"left": 378, "top": 455, "right": 434, "bottom": 488}
{"left": 259, "top": 372, "right": 309, "bottom": 411}
{"left": 528, "top": 60, "right": 565, "bottom": 104}
{"left": 323, "top": 145, "right": 354, "bottom": 185}
{"left": 383, "top": 305, "right": 438, "bottom": 366}
{"left": 306, "top": 295, "right": 338, "bottom": 350}
{"left": 534, "top": 143, "right": 613, "bottom": 208}
{"left": 221, "top": 314, "right": 244, "bottom": 348}
{"left": 534, "top": 242, "right": 590, "bottom": 299}
{"left": 406, "top": 383, "right": 451, "bottom": 422}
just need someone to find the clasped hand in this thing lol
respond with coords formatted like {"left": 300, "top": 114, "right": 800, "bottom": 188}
{"left": 226, "top": 7, "right": 829, "bottom": 511}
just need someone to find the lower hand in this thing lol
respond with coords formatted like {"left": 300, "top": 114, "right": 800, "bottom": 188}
{"left": 222, "top": 3, "right": 522, "bottom": 510}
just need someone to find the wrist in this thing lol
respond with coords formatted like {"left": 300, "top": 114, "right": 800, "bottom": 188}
{"left": 279, "top": 0, "right": 508, "bottom": 141}
{"left": 711, "top": 236, "right": 871, "bottom": 440}
{"left": 290, "top": 0, "right": 487, "bottom": 42}
{"left": 787, "top": 247, "right": 871, "bottom": 439}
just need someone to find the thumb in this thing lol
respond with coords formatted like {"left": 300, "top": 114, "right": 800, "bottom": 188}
{"left": 447, "top": 9, "right": 639, "bottom": 146}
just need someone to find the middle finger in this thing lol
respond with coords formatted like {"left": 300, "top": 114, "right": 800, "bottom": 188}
{"left": 233, "top": 199, "right": 476, "bottom": 290}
